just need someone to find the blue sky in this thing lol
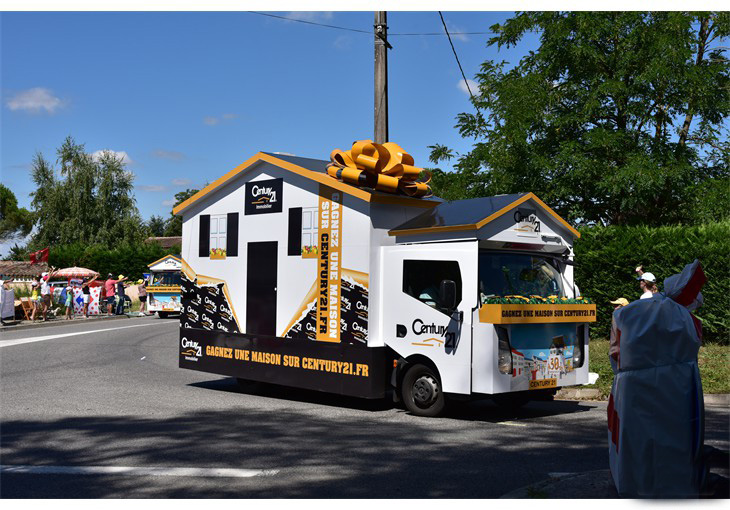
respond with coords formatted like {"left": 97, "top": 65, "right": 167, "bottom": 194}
{"left": 1, "top": 11, "right": 540, "bottom": 235}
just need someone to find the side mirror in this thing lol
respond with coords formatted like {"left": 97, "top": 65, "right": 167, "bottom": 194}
{"left": 440, "top": 279, "right": 457, "bottom": 313}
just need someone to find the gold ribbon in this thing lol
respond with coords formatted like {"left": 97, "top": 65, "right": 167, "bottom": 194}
{"left": 327, "top": 140, "right": 432, "bottom": 198}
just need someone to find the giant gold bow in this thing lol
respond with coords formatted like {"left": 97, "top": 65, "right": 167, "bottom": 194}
{"left": 327, "top": 140, "right": 432, "bottom": 198}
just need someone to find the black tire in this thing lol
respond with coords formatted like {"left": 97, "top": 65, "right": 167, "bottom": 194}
{"left": 401, "top": 363, "right": 446, "bottom": 417}
{"left": 157, "top": 311, "right": 169, "bottom": 319}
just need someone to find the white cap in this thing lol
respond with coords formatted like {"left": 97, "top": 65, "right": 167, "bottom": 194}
{"left": 637, "top": 272, "right": 656, "bottom": 283}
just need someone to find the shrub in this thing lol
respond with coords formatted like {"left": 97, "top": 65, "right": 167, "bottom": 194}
{"left": 575, "top": 221, "right": 730, "bottom": 343}
{"left": 47, "top": 241, "right": 180, "bottom": 281}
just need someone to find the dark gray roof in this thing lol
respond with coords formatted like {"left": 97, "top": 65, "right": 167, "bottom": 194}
{"left": 263, "top": 153, "right": 330, "bottom": 174}
{"left": 391, "top": 193, "right": 529, "bottom": 232}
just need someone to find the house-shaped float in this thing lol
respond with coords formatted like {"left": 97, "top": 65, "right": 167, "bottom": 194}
{"left": 173, "top": 149, "right": 593, "bottom": 410}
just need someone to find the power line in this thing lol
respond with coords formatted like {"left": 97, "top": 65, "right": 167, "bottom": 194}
{"left": 248, "top": 11, "right": 370, "bottom": 34}
{"left": 247, "top": 11, "right": 491, "bottom": 37}
{"left": 438, "top": 11, "right": 481, "bottom": 114}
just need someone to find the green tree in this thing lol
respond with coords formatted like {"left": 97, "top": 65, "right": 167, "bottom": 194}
{"left": 430, "top": 12, "right": 730, "bottom": 226}
{"left": 146, "top": 215, "right": 167, "bottom": 237}
{"left": 163, "top": 188, "right": 199, "bottom": 237}
{"left": 0, "top": 184, "right": 33, "bottom": 242}
{"left": 29, "top": 136, "right": 145, "bottom": 248}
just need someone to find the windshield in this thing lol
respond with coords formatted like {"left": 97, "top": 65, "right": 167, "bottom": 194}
{"left": 151, "top": 272, "right": 181, "bottom": 286}
{"left": 479, "top": 251, "right": 565, "bottom": 303}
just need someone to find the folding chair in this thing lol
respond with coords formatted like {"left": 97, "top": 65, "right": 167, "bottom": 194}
{"left": 20, "top": 297, "right": 34, "bottom": 320}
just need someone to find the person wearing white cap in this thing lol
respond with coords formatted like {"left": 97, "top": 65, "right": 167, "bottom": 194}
{"left": 635, "top": 265, "right": 658, "bottom": 299}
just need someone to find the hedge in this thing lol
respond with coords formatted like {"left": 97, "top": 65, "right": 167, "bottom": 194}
{"left": 574, "top": 221, "right": 729, "bottom": 344}
{"left": 47, "top": 242, "right": 180, "bottom": 282}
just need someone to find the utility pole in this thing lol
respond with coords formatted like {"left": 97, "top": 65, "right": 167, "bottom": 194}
{"left": 374, "top": 11, "right": 391, "bottom": 144}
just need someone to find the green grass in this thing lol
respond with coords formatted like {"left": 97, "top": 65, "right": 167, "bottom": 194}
{"left": 586, "top": 338, "right": 729, "bottom": 397}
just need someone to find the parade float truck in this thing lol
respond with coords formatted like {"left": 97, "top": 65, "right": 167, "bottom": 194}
{"left": 172, "top": 141, "right": 596, "bottom": 416}
{"left": 147, "top": 255, "right": 183, "bottom": 318}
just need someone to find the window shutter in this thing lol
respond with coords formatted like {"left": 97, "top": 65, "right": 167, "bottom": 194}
{"left": 288, "top": 207, "right": 302, "bottom": 256}
{"left": 227, "top": 212, "right": 239, "bottom": 257}
{"left": 199, "top": 214, "right": 210, "bottom": 257}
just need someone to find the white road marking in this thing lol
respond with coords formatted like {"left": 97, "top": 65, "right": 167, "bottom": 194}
{"left": 0, "top": 322, "right": 173, "bottom": 348}
{"left": 0, "top": 465, "right": 278, "bottom": 478}
{"left": 497, "top": 421, "right": 528, "bottom": 427}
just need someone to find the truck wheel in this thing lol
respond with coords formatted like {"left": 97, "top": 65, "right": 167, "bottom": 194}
{"left": 401, "top": 364, "right": 445, "bottom": 417}
{"left": 158, "top": 312, "right": 168, "bottom": 319}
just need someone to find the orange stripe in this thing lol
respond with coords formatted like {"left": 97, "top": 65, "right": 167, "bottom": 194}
{"left": 173, "top": 153, "right": 439, "bottom": 216}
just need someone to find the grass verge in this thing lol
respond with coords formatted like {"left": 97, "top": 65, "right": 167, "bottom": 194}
{"left": 586, "top": 338, "right": 729, "bottom": 398}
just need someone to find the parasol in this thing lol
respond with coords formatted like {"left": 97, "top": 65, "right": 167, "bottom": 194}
{"left": 54, "top": 267, "right": 100, "bottom": 279}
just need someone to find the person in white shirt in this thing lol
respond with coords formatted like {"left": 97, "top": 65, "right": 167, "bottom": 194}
{"left": 635, "top": 266, "right": 658, "bottom": 299}
{"left": 40, "top": 266, "right": 59, "bottom": 321}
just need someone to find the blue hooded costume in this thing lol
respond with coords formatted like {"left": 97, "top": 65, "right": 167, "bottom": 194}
{"left": 608, "top": 260, "right": 706, "bottom": 498}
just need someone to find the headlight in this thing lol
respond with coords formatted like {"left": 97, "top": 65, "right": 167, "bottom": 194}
{"left": 496, "top": 326, "right": 512, "bottom": 374}
{"left": 574, "top": 324, "right": 586, "bottom": 368}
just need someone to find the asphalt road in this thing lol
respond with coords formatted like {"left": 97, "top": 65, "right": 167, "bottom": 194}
{"left": 1, "top": 316, "right": 727, "bottom": 498}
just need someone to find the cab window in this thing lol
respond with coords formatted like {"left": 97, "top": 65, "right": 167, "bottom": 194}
{"left": 402, "top": 260, "right": 462, "bottom": 313}
{"left": 478, "top": 251, "right": 564, "bottom": 303}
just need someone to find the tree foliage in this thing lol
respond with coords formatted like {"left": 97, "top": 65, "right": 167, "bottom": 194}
{"left": 29, "top": 136, "right": 144, "bottom": 248}
{"left": 161, "top": 188, "right": 199, "bottom": 237}
{"left": 0, "top": 184, "right": 33, "bottom": 242}
{"left": 430, "top": 12, "right": 730, "bottom": 226}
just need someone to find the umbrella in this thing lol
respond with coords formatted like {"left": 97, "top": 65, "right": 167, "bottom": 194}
{"left": 54, "top": 267, "right": 100, "bottom": 279}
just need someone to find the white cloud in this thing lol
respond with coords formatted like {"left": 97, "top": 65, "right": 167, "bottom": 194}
{"left": 152, "top": 149, "right": 185, "bottom": 161}
{"left": 137, "top": 185, "right": 167, "bottom": 192}
{"left": 286, "top": 12, "right": 333, "bottom": 22}
{"left": 333, "top": 35, "right": 351, "bottom": 51}
{"left": 457, "top": 79, "right": 479, "bottom": 97}
{"left": 162, "top": 199, "right": 176, "bottom": 207}
{"left": 171, "top": 178, "right": 192, "bottom": 186}
{"left": 444, "top": 21, "right": 469, "bottom": 42}
{"left": 91, "top": 149, "right": 133, "bottom": 165}
{"left": 6, "top": 87, "right": 65, "bottom": 114}
{"left": 203, "top": 113, "right": 238, "bottom": 126}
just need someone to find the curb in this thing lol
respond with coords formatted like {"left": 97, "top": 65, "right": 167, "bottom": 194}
{"left": 555, "top": 389, "right": 729, "bottom": 407}
{"left": 0, "top": 314, "right": 134, "bottom": 332}
{"left": 705, "top": 394, "right": 730, "bottom": 407}
{"left": 500, "top": 469, "right": 617, "bottom": 499}
{"left": 556, "top": 388, "right": 604, "bottom": 400}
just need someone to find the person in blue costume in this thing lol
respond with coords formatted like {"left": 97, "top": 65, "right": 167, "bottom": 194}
{"left": 608, "top": 260, "right": 707, "bottom": 498}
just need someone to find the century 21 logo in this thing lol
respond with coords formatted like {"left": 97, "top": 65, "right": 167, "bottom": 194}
{"left": 181, "top": 337, "right": 202, "bottom": 357}
{"left": 411, "top": 318, "right": 456, "bottom": 349}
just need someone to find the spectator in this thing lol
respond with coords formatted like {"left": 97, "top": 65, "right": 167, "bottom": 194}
{"left": 64, "top": 283, "right": 74, "bottom": 320}
{"left": 610, "top": 297, "right": 629, "bottom": 310}
{"left": 40, "top": 266, "right": 59, "bottom": 321}
{"left": 137, "top": 278, "right": 148, "bottom": 315}
{"left": 104, "top": 273, "right": 123, "bottom": 316}
{"left": 116, "top": 274, "right": 129, "bottom": 315}
{"left": 0, "top": 278, "right": 14, "bottom": 325}
{"left": 635, "top": 265, "right": 659, "bottom": 299}
{"left": 81, "top": 275, "right": 98, "bottom": 318}
{"left": 30, "top": 280, "right": 40, "bottom": 321}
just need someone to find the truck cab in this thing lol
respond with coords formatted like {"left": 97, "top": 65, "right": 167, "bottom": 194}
{"left": 381, "top": 194, "right": 594, "bottom": 416}
{"left": 146, "top": 255, "right": 183, "bottom": 318}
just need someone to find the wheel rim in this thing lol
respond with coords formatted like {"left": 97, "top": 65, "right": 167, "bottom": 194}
{"left": 412, "top": 375, "right": 439, "bottom": 408}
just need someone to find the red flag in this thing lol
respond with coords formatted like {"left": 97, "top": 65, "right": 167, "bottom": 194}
{"left": 30, "top": 247, "right": 49, "bottom": 265}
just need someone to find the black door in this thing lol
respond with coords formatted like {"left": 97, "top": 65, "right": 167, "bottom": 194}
{"left": 246, "top": 242, "right": 278, "bottom": 336}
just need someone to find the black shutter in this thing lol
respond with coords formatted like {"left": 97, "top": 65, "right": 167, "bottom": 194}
{"left": 288, "top": 207, "right": 302, "bottom": 256}
{"left": 226, "top": 213, "right": 239, "bottom": 257}
{"left": 199, "top": 215, "right": 210, "bottom": 257}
